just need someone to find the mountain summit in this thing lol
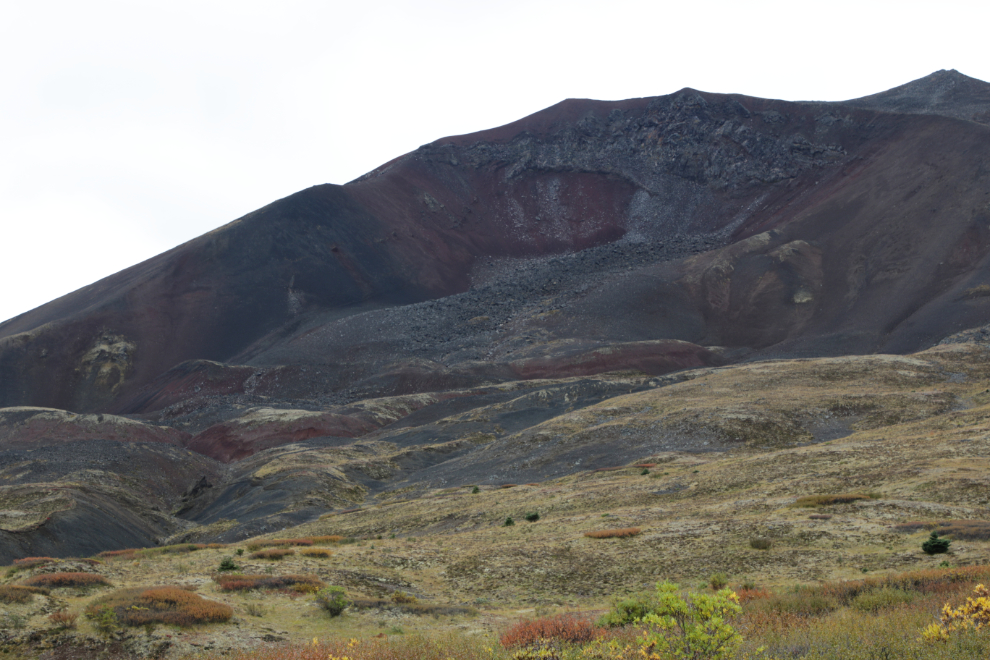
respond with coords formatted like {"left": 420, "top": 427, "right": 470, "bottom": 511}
{"left": 842, "top": 68, "right": 990, "bottom": 124}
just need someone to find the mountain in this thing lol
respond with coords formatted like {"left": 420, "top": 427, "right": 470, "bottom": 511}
{"left": 2, "top": 70, "right": 990, "bottom": 560}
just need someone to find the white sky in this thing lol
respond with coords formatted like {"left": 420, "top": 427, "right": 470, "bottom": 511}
{"left": 2, "top": 0, "right": 989, "bottom": 324}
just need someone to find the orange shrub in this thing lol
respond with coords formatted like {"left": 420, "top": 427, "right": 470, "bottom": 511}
{"left": 48, "top": 610, "right": 78, "bottom": 628}
{"left": 86, "top": 586, "right": 232, "bottom": 627}
{"left": 22, "top": 572, "right": 109, "bottom": 588}
{"left": 500, "top": 614, "right": 602, "bottom": 648}
{"left": 300, "top": 548, "right": 332, "bottom": 558}
{"left": 310, "top": 535, "right": 346, "bottom": 545}
{"left": 213, "top": 574, "right": 324, "bottom": 592}
{"left": 584, "top": 528, "right": 641, "bottom": 539}
{"left": 736, "top": 587, "right": 773, "bottom": 603}
{"left": 249, "top": 548, "right": 295, "bottom": 560}
{"left": 97, "top": 549, "right": 138, "bottom": 560}
{"left": 268, "top": 538, "right": 313, "bottom": 547}
{"left": 13, "top": 557, "right": 56, "bottom": 569}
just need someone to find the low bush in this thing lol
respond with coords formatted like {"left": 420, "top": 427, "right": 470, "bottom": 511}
{"left": 310, "top": 535, "right": 349, "bottom": 545}
{"left": 500, "top": 613, "right": 601, "bottom": 648}
{"left": 710, "top": 572, "right": 729, "bottom": 591}
{"left": 97, "top": 549, "right": 138, "bottom": 560}
{"left": 391, "top": 591, "right": 417, "bottom": 604}
{"left": 12, "top": 557, "right": 57, "bottom": 569}
{"left": 598, "top": 594, "right": 654, "bottom": 627}
{"left": 0, "top": 585, "right": 49, "bottom": 603}
{"left": 503, "top": 517, "right": 515, "bottom": 527}
{"left": 809, "top": 514, "right": 833, "bottom": 520}
{"left": 267, "top": 538, "right": 314, "bottom": 547}
{"left": 749, "top": 537, "right": 772, "bottom": 550}
{"left": 524, "top": 512, "right": 540, "bottom": 522}
{"left": 48, "top": 610, "right": 78, "bottom": 629}
{"left": 22, "top": 572, "right": 109, "bottom": 588}
{"left": 315, "top": 586, "right": 350, "bottom": 616}
{"left": 792, "top": 492, "right": 878, "bottom": 507}
{"left": 86, "top": 586, "right": 232, "bottom": 627}
{"left": 213, "top": 574, "right": 325, "bottom": 593}
{"left": 584, "top": 528, "right": 640, "bottom": 539}
{"left": 250, "top": 548, "right": 295, "bottom": 560}
{"left": 300, "top": 548, "right": 332, "bottom": 558}
{"left": 850, "top": 586, "right": 915, "bottom": 611}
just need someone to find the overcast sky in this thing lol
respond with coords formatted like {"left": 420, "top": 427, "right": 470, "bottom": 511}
{"left": 2, "top": 0, "right": 989, "bottom": 324}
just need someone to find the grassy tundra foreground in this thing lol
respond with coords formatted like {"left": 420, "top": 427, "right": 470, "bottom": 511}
{"left": 4, "top": 344, "right": 990, "bottom": 656}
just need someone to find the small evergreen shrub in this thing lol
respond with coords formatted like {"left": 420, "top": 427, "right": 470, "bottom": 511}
{"left": 922, "top": 531, "right": 951, "bottom": 555}
{"left": 504, "top": 517, "right": 515, "bottom": 526}
{"left": 236, "top": 548, "right": 244, "bottom": 556}
{"left": 218, "top": 557, "right": 240, "bottom": 572}
{"left": 315, "top": 586, "right": 350, "bottom": 616}
{"left": 471, "top": 486, "right": 480, "bottom": 494}
{"left": 524, "top": 512, "right": 540, "bottom": 522}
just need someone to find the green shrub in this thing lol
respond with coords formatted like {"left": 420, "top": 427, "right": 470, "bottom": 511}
{"left": 851, "top": 586, "right": 915, "bottom": 612}
{"left": 236, "top": 548, "right": 244, "bottom": 556}
{"left": 504, "top": 517, "right": 515, "bottom": 527}
{"left": 218, "top": 557, "right": 240, "bottom": 572}
{"left": 638, "top": 581, "right": 742, "bottom": 660}
{"left": 524, "top": 512, "right": 540, "bottom": 522}
{"left": 709, "top": 572, "right": 729, "bottom": 591}
{"left": 922, "top": 531, "right": 951, "bottom": 555}
{"left": 315, "top": 586, "right": 350, "bottom": 616}
{"left": 471, "top": 486, "right": 480, "bottom": 494}
{"left": 598, "top": 594, "right": 654, "bottom": 627}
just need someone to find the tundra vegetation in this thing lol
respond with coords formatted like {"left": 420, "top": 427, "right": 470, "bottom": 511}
{"left": 2, "top": 346, "right": 990, "bottom": 657}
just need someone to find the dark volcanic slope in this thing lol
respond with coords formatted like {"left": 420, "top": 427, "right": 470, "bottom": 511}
{"left": 4, "top": 73, "right": 990, "bottom": 415}
{"left": 842, "top": 69, "right": 990, "bottom": 124}
{"left": 3, "top": 71, "right": 990, "bottom": 557}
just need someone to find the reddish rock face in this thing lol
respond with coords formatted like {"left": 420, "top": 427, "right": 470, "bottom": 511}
{"left": 186, "top": 409, "right": 379, "bottom": 463}
{"left": 1, "top": 70, "right": 989, "bottom": 442}
{"left": 0, "top": 407, "right": 190, "bottom": 448}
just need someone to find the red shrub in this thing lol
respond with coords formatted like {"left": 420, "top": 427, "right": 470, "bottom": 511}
{"left": 300, "top": 548, "right": 332, "bottom": 558}
{"left": 500, "top": 614, "right": 602, "bottom": 648}
{"left": 97, "top": 549, "right": 138, "bottom": 560}
{"left": 48, "top": 610, "right": 78, "bottom": 628}
{"left": 22, "top": 572, "right": 109, "bottom": 588}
